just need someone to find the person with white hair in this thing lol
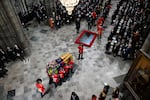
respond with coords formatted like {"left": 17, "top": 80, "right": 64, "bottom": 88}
{"left": 13, "top": 44, "right": 25, "bottom": 61}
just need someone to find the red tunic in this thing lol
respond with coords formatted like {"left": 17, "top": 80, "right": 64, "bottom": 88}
{"left": 68, "top": 60, "right": 74, "bottom": 69}
{"left": 49, "top": 18, "right": 54, "bottom": 29}
{"left": 97, "top": 25, "right": 103, "bottom": 36}
{"left": 59, "top": 69, "right": 65, "bottom": 78}
{"left": 36, "top": 83, "right": 45, "bottom": 93}
{"left": 63, "top": 66, "right": 70, "bottom": 73}
{"left": 97, "top": 17, "right": 104, "bottom": 26}
{"left": 52, "top": 74, "right": 59, "bottom": 83}
{"left": 68, "top": 65, "right": 73, "bottom": 69}
{"left": 68, "top": 60, "right": 74, "bottom": 65}
{"left": 78, "top": 45, "right": 83, "bottom": 54}
{"left": 92, "top": 11, "right": 97, "bottom": 19}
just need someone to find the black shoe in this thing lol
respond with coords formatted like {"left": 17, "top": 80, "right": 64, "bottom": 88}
{"left": 123, "top": 58, "right": 127, "bottom": 61}
{"left": 41, "top": 93, "right": 45, "bottom": 98}
{"left": 4, "top": 73, "right": 8, "bottom": 76}
{"left": 0, "top": 75, "right": 4, "bottom": 78}
{"left": 41, "top": 95, "right": 44, "bottom": 98}
{"left": 71, "top": 71, "right": 74, "bottom": 73}
{"left": 81, "top": 57, "right": 84, "bottom": 59}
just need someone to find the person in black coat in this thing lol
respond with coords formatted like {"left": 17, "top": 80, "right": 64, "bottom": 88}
{"left": 70, "top": 92, "right": 79, "bottom": 100}
{"left": 55, "top": 15, "right": 61, "bottom": 30}
{"left": 87, "top": 13, "right": 92, "bottom": 30}
{"left": 113, "top": 43, "right": 120, "bottom": 57}
{"left": 75, "top": 18, "right": 81, "bottom": 33}
{"left": 123, "top": 44, "right": 132, "bottom": 60}
{"left": 111, "top": 13, "right": 116, "bottom": 25}
{"left": 0, "top": 60, "right": 8, "bottom": 77}
{"left": 105, "top": 40, "right": 111, "bottom": 54}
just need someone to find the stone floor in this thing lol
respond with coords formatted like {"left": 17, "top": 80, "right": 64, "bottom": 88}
{"left": 0, "top": 0, "right": 133, "bottom": 100}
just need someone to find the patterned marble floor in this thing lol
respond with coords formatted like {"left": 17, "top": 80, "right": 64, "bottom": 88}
{"left": 0, "top": 0, "right": 132, "bottom": 100}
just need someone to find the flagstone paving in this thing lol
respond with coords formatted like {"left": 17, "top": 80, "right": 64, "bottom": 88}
{"left": 0, "top": 0, "right": 132, "bottom": 100}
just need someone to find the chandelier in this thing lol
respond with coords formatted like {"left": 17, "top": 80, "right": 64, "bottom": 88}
{"left": 60, "top": 0, "right": 79, "bottom": 15}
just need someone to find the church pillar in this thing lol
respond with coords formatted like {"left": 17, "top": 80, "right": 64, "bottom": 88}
{"left": 10, "top": 0, "right": 28, "bottom": 14}
{"left": 0, "top": 0, "right": 31, "bottom": 56}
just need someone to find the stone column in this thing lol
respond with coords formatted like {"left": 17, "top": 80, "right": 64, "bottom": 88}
{"left": 10, "top": 0, "right": 28, "bottom": 14}
{"left": 0, "top": 0, "right": 31, "bottom": 56}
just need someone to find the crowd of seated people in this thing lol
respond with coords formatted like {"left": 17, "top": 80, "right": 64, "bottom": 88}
{"left": 72, "top": 0, "right": 111, "bottom": 20}
{"left": 18, "top": 1, "right": 47, "bottom": 28}
{"left": 105, "top": 0, "right": 149, "bottom": 60}
{"left": 0, "top": 44, "right": 25, "bottom": 78}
